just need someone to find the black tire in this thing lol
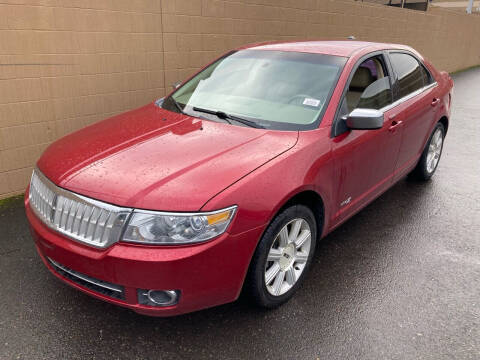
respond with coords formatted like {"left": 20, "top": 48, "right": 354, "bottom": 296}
{"left": 245, "top": 204, "right": 317, "bottom": 308}
{"left": 409, "top": 122, "right": 445, "bottom": 181}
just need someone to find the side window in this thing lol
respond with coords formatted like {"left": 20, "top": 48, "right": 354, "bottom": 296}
{"left": 420, "top": 64, "right": 433, "bottom": 86}
{"left": 389, "top": 53, "right": 429, "bottom": 99}
{"left": 342, "top": 56, "right": 393, "bottom": 114}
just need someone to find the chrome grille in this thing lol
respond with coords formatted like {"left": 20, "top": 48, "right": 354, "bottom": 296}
{"left": 29, "top": 169, "right": 132, "bottom": 248}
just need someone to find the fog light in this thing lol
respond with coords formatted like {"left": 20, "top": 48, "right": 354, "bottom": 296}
{"left": 137, "top": 289, "right": 180, "bottom": 307}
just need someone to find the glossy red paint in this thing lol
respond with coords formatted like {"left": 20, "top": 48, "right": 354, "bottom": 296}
{"left": 38, "top": 110, "right": 298, "bottom": 211}
{"left": 26, "top": 41, "right": 453, "bottom": 316}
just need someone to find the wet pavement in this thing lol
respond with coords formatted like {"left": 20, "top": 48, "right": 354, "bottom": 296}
{"left": 1, "top": 68, "right": 479, "bottom": 360}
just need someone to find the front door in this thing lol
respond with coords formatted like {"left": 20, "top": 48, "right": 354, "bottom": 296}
{"left": 330, "top": 54, "right": 403, "bottom": 228}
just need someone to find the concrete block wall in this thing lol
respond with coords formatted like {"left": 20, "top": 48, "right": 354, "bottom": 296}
{"left": 0, "top": 0, "right": 165, "bottom": 198}
{"left": 1, "top": 0, "right": 479, "bottom": 199}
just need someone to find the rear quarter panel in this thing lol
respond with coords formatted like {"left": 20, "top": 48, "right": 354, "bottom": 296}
{"left": 425, "top": 60, "right": 453, "bottom": 135}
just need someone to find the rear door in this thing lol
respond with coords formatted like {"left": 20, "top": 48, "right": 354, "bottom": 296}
{"left": 330, "top": 52, "right": 403, "bottom": 228}
{"left": 387, "top": 52, "right": 438, "bottom": 181}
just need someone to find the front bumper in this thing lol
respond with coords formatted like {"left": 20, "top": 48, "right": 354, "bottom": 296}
{"left": 25, "top": 198, "right": 263, "bottom": 316}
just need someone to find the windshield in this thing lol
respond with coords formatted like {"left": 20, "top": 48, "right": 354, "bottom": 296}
{"left": 162, "top": 50, "right": 346, "bottom": 130}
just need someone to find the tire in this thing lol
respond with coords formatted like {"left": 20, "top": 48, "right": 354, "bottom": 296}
{"left": 245, "top": 204, "right": 317, "bottom": 308}
{"left": 409, "top": 122, "right": 445, "bottom": 181}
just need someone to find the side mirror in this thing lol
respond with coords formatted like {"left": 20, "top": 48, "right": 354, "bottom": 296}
{"left": 171, "top": 81, "right": 182, "bottom": 90}
{"left": 154, "top": 97, "right": 165, "bottom": 107}
{"left": 344, "top": 108, "right": 384, "bottom": 130}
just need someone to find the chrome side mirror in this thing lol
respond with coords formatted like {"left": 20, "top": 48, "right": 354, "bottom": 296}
{"left": 154, "top": 97, "right": 165, "bottom": 107}
{"left": 344, "top": 108, "right": 384, "bottom": 130}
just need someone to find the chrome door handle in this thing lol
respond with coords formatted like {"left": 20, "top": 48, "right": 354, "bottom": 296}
{"left": 388, "top": 120, "right": 403, "bottom": 132}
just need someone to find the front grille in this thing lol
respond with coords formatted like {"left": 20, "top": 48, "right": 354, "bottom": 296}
{"left": 29, "top": 169, "right": 132, "bottom": 248}
{"left": 47, "top": 258, "right": 125, "bottom": 300}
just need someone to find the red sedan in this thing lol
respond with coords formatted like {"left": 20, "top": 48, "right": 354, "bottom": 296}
{"left": 25, "top": 41, "right": 453, "bottom": 316}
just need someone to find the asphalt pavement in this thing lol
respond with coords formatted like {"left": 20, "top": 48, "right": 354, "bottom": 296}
{"left": 0, "top": 68, "right": 479, "bottom": 360}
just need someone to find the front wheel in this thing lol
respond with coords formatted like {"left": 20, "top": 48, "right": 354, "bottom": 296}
{"left": 409, "top": 122, "right": 445, "bottom": 181}
{"left": 245, "top": 205, "right": 317, "bottom": 308}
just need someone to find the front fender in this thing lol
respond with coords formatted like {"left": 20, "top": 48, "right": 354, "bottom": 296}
{"left": 201, "top": 128, "right": 334, "bottom": 238}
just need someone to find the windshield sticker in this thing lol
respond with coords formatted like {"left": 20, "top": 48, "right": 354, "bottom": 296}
{"left": 302, "top": 98, "right": 321, "bottom": 107}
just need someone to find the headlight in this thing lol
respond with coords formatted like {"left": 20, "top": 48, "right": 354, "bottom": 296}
{"left": 122, "top": 206, "right": 237, "bottom": 245}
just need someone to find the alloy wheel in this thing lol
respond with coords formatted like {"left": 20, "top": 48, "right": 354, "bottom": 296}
{"left": 264, "top": 218, "right": 312, "bottom": 296}
{"left": 426, "top": 128, "right": 443, "bottom": 174}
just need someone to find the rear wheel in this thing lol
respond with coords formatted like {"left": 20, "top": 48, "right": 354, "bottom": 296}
{"left": 409, "top": 122, "right": 445, "bottom": 181}
{"left": 245, "top": 205, "right": 317, "bottom": 308}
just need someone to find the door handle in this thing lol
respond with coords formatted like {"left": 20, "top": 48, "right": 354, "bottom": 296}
{"left": 431, "top": 98, "right": 440, "bottom": 106}
{"left": 388, "top": 120, "right": 403, "bottom": 133}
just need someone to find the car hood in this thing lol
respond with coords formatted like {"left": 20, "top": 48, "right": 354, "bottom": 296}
{"left": 37, "top": 103, "right": 298, "bottom": 211}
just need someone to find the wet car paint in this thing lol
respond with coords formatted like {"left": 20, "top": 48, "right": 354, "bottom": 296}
{"left": 26, "top": 41, "right": 453, "bottom": 316}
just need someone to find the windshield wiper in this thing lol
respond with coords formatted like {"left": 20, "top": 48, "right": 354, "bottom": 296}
{"left": 192, "top": 106, "right": 232, "bottom": 125}
{"left": 192, "top": 106, "right": 264, "bottom": 129}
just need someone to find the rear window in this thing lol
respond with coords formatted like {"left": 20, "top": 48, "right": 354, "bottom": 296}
{"left": 389, "top": 52, "right": 431, "bottom": 99}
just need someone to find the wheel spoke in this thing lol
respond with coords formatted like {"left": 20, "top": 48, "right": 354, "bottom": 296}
{"left": 285, "top": 267, "right": 296, "bottom": 285}
{"left": 426, "top": 153, "right": 433, "bottom": 170}
{"left": 272, "top": 270, "right": 285, "bottom": 295}
{"left": 288, "top": 219, "right": 302, "bottom": 243}
{"left": 432, "top": 130, "right": 443, "bottom": 151}
{"left": 436, "top": 139, "right": 443, "bottom": 151}
{"left": 278, "top": 226, "right": 289, "bottom": 247}
{"left": 265, "top": 262, "right": 280, "bottom": 285}
{"left": 295, "top": 252, "right": 308, "bottom": 264}
{"left": 267, "top": 248, "right": 282, "bottom": 262}
{"left": 427, "top": 152, "right": 433, "bottom": 163}
{"left": 295, "top": 230, "right": 311, "bottom": 249}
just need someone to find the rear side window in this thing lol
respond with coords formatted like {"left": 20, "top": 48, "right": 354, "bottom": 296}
{"left": 390, "top": 53, "right": 431, "bottom": 99}
{"left": 420, "top": 64, "right": 433, "bottom": 86}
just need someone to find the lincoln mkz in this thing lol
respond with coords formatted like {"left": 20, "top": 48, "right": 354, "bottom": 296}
{"left": 25, "top": 41, "right": 453, "bottom": 316}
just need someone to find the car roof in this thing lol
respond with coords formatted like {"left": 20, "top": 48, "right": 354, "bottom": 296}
{"left": 243, "top": 40, "right": 413, "bottom": 58}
